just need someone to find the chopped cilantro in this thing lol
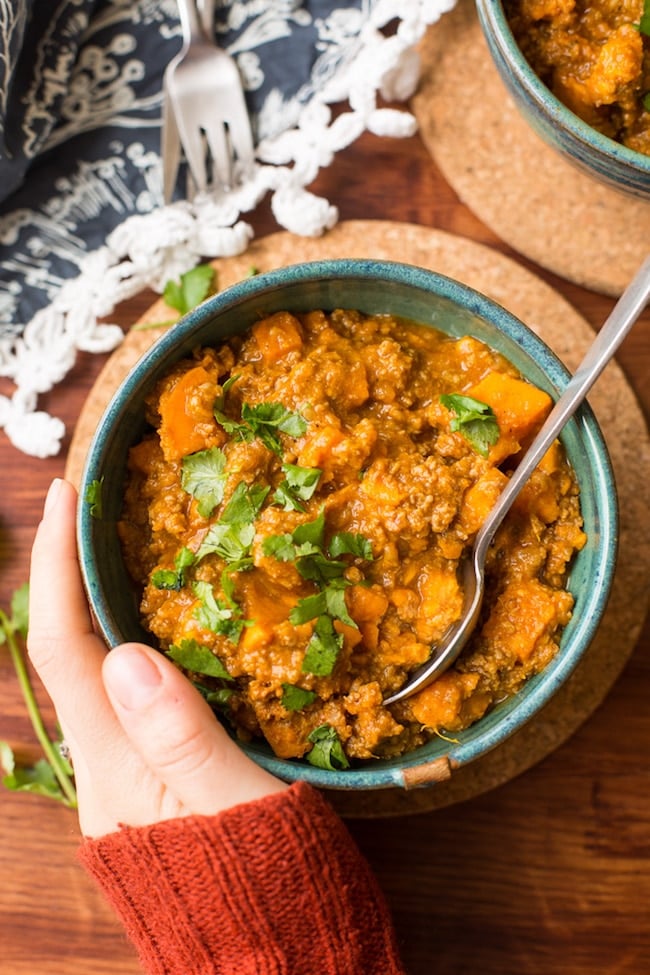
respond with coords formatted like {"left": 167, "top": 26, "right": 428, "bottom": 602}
{"left": 273, "top": 463, "right": 322, "bottom": 511}
{"left": 196, "top": 482, "right": 269, "bottom": 569}
{"left": 301, "top": 615, "right": 344, "bottom": 676}
{"left": 84, "top": 477, "right": 104, "bottom": 518}
{"left": 181, "top": 447, "right": 228, "bottom": 518}
{"left": 166, "top": 636, "right": 234, "bottom": 678}
{"left": 306, "top": 724, "right": 350, "bottom": 771}
{"left": 151, "top": 547, "right": 196, "bottom": 590}
{"left": 440, "top": 393, "right": 500, "bottom": 458}
{"left": 196, "top": 685, "right": 235, "bottom": 708}
{"left": 328, "top": 531, "right": 374, "bottom": 561}
{"left": 264, "top": 511, "right": 371, "bottom": 627}
{"left": 164, "top": 264, "right": 216, "bottom": 314}
{"left": 215, "top": 400, "right": 307, "bottom": 456}
{"left": 636, "top": 0, "right": 650, "bottom": 35}
{"left": 281, "top": 683, "right": 318, "bottom": 711}
{"left": 192, "top": 581, "right": 249, "bottom": 644}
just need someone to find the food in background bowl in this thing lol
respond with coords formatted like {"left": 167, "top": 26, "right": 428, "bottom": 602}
{"left": 504, "top": 0, "right": 650, "bottom": 156}
{"left": 475, "top": 0, "right": 650, "bottom": 198}
{"left": 117, "top": 307, "right": 586, "bottom": 770}
{"left": 78, "top": 260, "right": 617, "bottom": 790}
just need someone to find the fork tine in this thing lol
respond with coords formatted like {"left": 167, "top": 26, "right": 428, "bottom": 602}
{"left": 161, "top": 76, "right": 181, "bottom": 204}
{"left": 203, "top": 120, "right": 232, "bottom": 189}
{"left": 173, "top": 105, "right": 209, "bottom": 194}
{"left": 226, "top": 92, "right": 255, "bottom": 171}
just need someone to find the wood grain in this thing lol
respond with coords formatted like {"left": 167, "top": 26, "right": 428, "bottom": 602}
{"left": 1, "top": 111, "right": 649, "bottom": 975}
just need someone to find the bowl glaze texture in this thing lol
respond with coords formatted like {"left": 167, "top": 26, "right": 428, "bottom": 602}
{"left": 475, "top": 0, "right": 650, "bottom": 200}
{"left": 78, "top": 259, "right": 618, "bottom": 791}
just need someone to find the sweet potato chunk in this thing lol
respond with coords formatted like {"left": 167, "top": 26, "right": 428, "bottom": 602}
{"left": 466, "top": 371, "right": 552, "bottom": 465}
{"left": 158, "top": 365, "right": 223, "bottom": 461}
{"left": 251, "top": 311, "right": 303, "bottom": 365}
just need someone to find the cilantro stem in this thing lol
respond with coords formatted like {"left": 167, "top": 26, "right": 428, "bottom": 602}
{"left": 0, "top": 609, "right": 77, "bottom": 808}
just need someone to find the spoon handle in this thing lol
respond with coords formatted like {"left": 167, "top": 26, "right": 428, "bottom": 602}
{"left": 474, "top": 254, "right": 650, "bottom": 565}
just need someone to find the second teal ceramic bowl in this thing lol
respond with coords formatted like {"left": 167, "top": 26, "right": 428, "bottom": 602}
{"left": 475, "top": 0, "right": 650, "bottom": 200}
{"left": 77, "top": 259, "right": 618, "bottom": 791}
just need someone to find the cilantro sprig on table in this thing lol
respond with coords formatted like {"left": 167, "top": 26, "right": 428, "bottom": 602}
{"left": 440, "top": 393, "right": 500, "bottom": 458}
{"left": 164, "top": 264, "right": 216, "bottom": 315}
{"left": 133, "top": 264, "right": 218, "bottom": 331}
{"left": 0, "top": 585, "right": 77, "bottom": 807}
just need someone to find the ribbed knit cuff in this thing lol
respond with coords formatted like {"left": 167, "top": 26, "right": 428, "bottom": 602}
{"left": 78, "top": 781, "right": 405, "bottom": 975}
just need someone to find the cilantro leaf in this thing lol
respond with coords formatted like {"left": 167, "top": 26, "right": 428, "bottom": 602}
{"left": 301, "top": 615, "right": 344, "bottom": 676}
{"left": 181, "top": 447, "right": 228, "bottom": 517}
{"left": 195, "top": 684, "right": 235, "bottom": 708}
{"left": 84, "top": 477, "right": 104, "bottom": 518}
{"left": 164, "top": 264, "right": 215, "bottom": 314}
{"left": 306, "top": 724, "right": 350, "bottom": 771}
{"left": 221, "top": 481, "right": 270, "bottom": 526}
{"left": 328, "top": 531, "right": 374, "bottom": 561}
{"left": 0, "top": 742, "right": 72, "bottom": 805}
{"left": 196, "top": 482, "right": 269, "bottom": 569}
{"left": 290, "top": 591, "right": 328, "bottom": 625}
{"left": 167, "top": 636, "right": 234, "bottom": 678}
{"left": 273, "top": 463, "right": 322, "bottom": 511}
{"left": 281, "top": 683, "right": 318, "bottom": 711}
{"left": 440, "top": 393, "right": 500, "bottom": 458}
{"left": 10, "top": 583, "right": 29, "bottom": 639}
{"left": 637, "top": 0, "right": 650, "bottom": 35}
{"left": 192, "top": 581, "right": 248, "bottom": 644}
{"left": 215, "top": 400, "right": 307, "bottom": 456}
{"left": 152, "top": 546, "right": 196, "bottom": 590}
{"left": 0, "top": 591, "right": 77, "bottom": 808}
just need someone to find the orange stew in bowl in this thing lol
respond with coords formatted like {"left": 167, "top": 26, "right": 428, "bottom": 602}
{"left": 118, "top": 309, "right": 586, "bottom": 769}
{"left": 505, "top": 0, "right": 650, "bottom": 156}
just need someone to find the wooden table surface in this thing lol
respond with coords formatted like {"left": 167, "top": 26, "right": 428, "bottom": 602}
{"left": 1, "top": 125, "right": 649, "bottom": 975}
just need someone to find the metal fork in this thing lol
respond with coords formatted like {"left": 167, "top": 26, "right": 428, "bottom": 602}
{"left": 162, "top": 0, "right": 254, "bottom": 202}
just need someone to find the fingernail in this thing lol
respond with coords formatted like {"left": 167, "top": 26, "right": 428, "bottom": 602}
{"left": 104, "top": 645, "right": 163, "bottom": 710}
{"left": 43, "top": 478, "right": 64, "bottom": 517}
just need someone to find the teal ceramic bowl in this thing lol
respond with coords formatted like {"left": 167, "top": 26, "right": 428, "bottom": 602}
{"left": 475, "top": 0, "right": 650, "bottom": 200}
{"left": 77, "top": 259, "right": 618, "bottom": 791}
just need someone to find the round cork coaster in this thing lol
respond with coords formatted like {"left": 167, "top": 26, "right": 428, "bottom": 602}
{"left": 411, "top": 0, "right": 650, "bottom": 298}
{"left": 66, "top": 220, "right": 649, "bottom": 817}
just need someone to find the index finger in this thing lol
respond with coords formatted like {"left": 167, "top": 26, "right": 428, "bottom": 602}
{"left": 28, "top": 478, "right": 95, "bottom": 665}
{"left": 27, "top": 479, "right": 113, "bottom": 738}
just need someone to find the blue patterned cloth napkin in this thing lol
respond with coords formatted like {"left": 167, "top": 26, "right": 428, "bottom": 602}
{"left": 0, "top": 0, "right": 455, "bottom": 456}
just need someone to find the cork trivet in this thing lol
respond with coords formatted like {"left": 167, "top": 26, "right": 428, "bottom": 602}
{"left": 412, "top": 0, "right": 650, "bottom": 298}
{"left": 66, "top": 220, "right": 649, "bottom": 817}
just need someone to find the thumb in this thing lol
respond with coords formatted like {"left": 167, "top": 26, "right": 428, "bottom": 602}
{"left": 102, "top": 644, "right": 285, "bottom": 816}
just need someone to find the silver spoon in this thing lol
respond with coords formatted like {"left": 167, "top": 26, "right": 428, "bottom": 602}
{"left": 384, "top": 255, "right": 650, "bottom": 706}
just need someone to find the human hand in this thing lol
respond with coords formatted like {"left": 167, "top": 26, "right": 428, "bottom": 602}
{"left": 28, "top": 478, "right": 286, "bottom": 838}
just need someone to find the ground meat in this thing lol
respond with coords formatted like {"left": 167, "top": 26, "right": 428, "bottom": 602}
{"left": 505, "top": 0, "right": 650, "bottom": 155}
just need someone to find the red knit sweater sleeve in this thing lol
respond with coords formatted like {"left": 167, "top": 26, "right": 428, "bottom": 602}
{"left": 78, "top": 781, "right": 406, "bottom": 975}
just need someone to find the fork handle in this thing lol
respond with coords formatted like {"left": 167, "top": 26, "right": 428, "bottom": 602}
{"left": 176, "top": 0, "right": 204, "bottom": 45}
{"left": 196, "top": 0, "right": 215, "bottom": 40}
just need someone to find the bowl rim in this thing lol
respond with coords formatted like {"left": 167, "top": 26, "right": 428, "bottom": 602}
{"left": 77, "top": 258, "right": 618, "bottom": 790}
{"left": 475, "top": 0, "right": 650, "bottom": 177}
